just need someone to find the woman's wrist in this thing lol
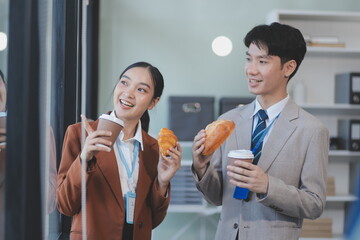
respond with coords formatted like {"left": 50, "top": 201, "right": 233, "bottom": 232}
{"left": 80, "top": 152, "right": 92, "bottom": 162}
{"left": 157, "top": 178, "right": 169, "bottom": 196}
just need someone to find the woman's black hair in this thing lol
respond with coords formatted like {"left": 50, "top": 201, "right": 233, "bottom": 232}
{"left": 0, "top": 69, "right": 5, "bottom": 84}
{"left": 117, "top": 62, "right": 164, "bottom": 132}
{"left": 0, "top": 69, "right": 7, "bottom": 111}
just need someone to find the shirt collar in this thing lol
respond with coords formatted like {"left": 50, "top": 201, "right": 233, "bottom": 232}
{"left": 110, "top": 111, "right": 144, "bottom": 151}
{"left": 252, "top": 95, "right": 289, "bottom": 122}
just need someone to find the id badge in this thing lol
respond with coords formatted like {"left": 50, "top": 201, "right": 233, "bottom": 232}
{"left": 125, "top": 192, "right": 136, "bottom": 224}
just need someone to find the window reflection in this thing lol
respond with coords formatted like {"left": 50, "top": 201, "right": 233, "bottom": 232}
{"left": 0, "top": 32, "right": 7, "bottom": 52}
{"left": 0, "top": 0, "right": 9, "bottom": 73}
{"left": 0, "top": 0, "right": 8, "bottom": 238}
{"left": 0, "top": 69, "right": 6, "bottom": 240}
{"left": 3, "top": 0, "right": 98, "bottom": 238}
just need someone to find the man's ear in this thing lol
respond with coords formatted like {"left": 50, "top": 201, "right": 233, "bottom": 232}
{"left": 148, "top": 97, "right": 160, "bottom": 110}
{"left": 284, "top": 60, "right": 297, "bottom": 78}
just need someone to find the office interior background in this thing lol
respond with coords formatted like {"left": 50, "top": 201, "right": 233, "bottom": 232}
{"left": 0, "top": 0, "right": 359, "bottom": 239}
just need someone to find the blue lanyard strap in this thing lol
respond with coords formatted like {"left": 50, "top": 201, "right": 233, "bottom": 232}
{"left": 118, "top": 140, "right": 140, "bottom": 180}
{"left": 252, "top": 113, "right": 281, "bottom": 154}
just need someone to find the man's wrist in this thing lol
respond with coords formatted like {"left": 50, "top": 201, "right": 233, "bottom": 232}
{"left": 262, "top": 174, "right": 269, "bottom": 194}
{"left": 193, "top": 163, "right": 208, "bottom": 180}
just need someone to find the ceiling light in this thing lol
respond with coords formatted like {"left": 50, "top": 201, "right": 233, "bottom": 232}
{"left": 0, "top": 32, "right": 8, "bottom": 51}
{"left": 212, "top": 36, "right": 232, "bottom": 57}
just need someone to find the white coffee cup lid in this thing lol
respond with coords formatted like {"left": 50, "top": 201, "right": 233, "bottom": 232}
{"left": 0, "top": 112, "right": 7, "bottom": 117}
{"left": 228, "top": 149, "right": 254, "bottom": 159}
{"left": 99, "top": 114, "right": 124, "bottom": 126}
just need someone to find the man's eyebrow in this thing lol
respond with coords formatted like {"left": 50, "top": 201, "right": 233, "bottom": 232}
{"left": 259, "top": 54, "right": 271, "bottom": 59}
{"left": 246, "top": 51, "right": 271, "bottom": 59}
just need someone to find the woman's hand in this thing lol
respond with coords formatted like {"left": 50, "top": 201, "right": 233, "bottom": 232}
{"left": 0, "top": 128, "right": 6, "bottom": 150}
{"left": 157, "top": 142, "right": 182, "bottom": 196}
{"left": 80, "top": 115, "right": 113, "bottom": 162}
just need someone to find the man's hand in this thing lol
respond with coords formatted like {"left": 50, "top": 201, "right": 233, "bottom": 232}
{"left": 227, "top": 160, "right": 269, "bottom": 194}
{"left": 192, "top": 130, "right": 212, "bottom": 179}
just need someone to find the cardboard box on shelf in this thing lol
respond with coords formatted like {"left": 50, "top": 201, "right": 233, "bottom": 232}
{"left": 300, "top": 218, "right": 333, "bottom": 238}
{"left": 327, "top": 176, "right": 335, "bottom": 196}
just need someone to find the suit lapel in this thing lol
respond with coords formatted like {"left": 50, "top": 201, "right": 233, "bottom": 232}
{"left": 88, "top": 118, "right": 124, "bottom": 210}
{"left": 134, "top": 132, "right": 158, "bottom": 222}
{"left": 258, "top": 99, "right": 299, "bottom": 172}
{"left": 96, "top": 150, "right": 124, "bottom": 210}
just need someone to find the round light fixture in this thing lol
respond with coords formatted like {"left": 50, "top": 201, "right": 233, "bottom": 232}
{"left": 0, "top": 32, "right": 8, "bottom": 51}
{"left": 212, "top": 36, "right": 232, "bottom": 57}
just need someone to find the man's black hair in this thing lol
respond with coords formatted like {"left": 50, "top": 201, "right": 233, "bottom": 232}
{"left": 244, "top": 22, "right": 307, "bottom": 81}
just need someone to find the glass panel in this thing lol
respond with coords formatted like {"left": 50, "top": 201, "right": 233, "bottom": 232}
{"left": 37, "top": 0, "right": 60, "bottom": 239}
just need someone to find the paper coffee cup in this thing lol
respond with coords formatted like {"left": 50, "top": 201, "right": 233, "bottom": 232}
{"left": 0, "top": 112, "right": 7, "bottom": 147}
{"left": 96, "top": 114, "right": 124, "bottom": 148}
{"left": 228, "top": 149, "right": 254, "bottom": 165}
{"left": 228, "top": 149, "right": 254, "bottom": 200}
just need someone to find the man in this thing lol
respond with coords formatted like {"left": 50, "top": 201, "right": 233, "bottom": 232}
{"left": 192, "top": 22, "right": 329, "bottom": 240}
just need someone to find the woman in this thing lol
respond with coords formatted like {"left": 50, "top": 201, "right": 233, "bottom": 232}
{"left": 0, "top": 70, "right": 6, "bottom": 150}
{"left": 0, "top": 69, "right": 6, "bottom": 240}
{"left": 0, "top": 70, "right": 6, "bottom": 113}
{"left": 57, "top": 62, "right": 182, "bottom": 240}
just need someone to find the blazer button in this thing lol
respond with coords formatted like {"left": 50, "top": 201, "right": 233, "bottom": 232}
{"left": 138, "top": 222, "right": 143, "bottom": 228}
{"left": 233, "top": 223, "right": 238, "bottom": 229}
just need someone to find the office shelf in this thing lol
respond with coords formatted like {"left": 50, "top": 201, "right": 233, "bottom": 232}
{"left": 267, "top": 9, "right": 360, "bottom": 239}
{"left": 300, "top": 237, "right": 343, "bottom": 240}
{"left": 327, "top": 195, "right": 357, "bottom": 202}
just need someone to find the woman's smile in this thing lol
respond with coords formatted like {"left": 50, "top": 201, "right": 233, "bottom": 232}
{"left": 119, "top": 99, "right": 135, "bottom": 108}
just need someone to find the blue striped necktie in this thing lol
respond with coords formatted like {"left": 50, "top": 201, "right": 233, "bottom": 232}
{"left": 251, "top": 109, "right": 268, "bottom": 165}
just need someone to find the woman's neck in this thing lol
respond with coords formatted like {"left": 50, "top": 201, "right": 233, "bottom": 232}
{"left": 122, "top": 121, "right": 138, "bottom": 141}
{"left": 113, "top": 110, "right": 139, "bottom": 140}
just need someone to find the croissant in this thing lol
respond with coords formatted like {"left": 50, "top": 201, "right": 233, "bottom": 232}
{"left": 202, "top": 120, "right": 235, "bottom": 155}
{"left": 157, "top": 128, "right": 178, "bottom": 156}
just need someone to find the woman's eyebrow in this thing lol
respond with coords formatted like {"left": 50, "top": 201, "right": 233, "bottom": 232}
{"left": 121, "top": 74, "right": 131, "bottom": 80}
{"left": 140, "top": 82, "right": 151, "bottom": 89}
{"left": 121, "top": 74, "right": 152, "bottom": 89}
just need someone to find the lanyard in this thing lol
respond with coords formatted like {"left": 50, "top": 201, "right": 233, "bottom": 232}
{"left": 117, "top": 139, "right": 140, "bottom": 193}
{"left": 252, "top": 113, "right": 281, "bottom": 154}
